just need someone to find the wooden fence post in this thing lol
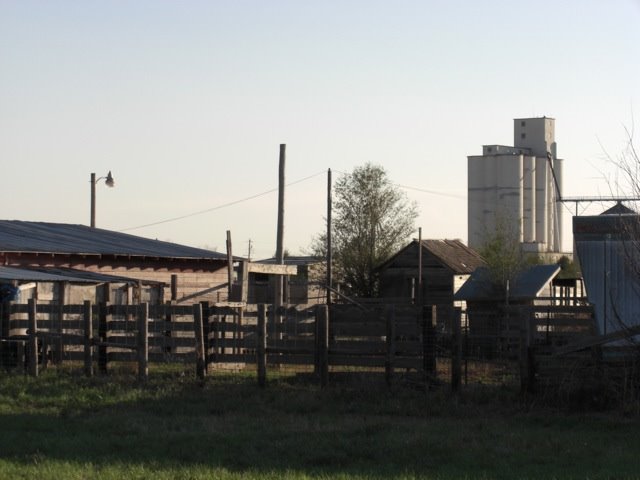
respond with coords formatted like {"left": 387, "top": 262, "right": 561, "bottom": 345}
{"left": 316, "top": 304, "right": 329, "bottom": 388}
{"left": 55, "top": 281, "right": 67, "bottom": 364}
{"left": 385, "top": 306, "right": 396, "bottom": 388}
{"left": 98, "top": 302, "right": 109, "bottom": 374}
{"left": 257, "top": 304, "right": 267, "bottom": 387}
{"left": 451, "top": 307, "right": 462, "bottom": 393}
{"left": 193, "top": 303, "right": 206, "bottom": 380}
{"left": 28, "top": 298, "right": 38, "bottom": 377}
{"left": 83, "top": 300, "right": 93, "bottom": 377}
{"left": 200, "top": 301, "right": 211, "bottom": 369}
{"left": 519, "top": 307, "right": 535, "bottom": 395}
{"left": 422, "top": 305, "right": 437, "bottom": 380}
{"left": 138, "top": 302, "right": 149, "bottom": 382}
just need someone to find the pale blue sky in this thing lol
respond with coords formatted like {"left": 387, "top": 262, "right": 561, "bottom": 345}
{"left": 1, "top": 1, "right": 639, "bottom": 258}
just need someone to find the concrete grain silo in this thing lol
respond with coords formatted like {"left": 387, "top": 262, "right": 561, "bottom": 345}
{"left": 467, "top": 117, "right": 562, "bottom": 254}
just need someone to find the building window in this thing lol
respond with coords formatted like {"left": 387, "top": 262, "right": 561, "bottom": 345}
{"left": 521, "top": 121, "right": 526, "bottom": 127}
{"left": 521, "top": 133, "right": 526, "bottom": 139}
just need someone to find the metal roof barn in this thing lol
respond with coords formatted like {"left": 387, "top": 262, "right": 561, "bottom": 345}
{"left": 0, "top": 220, "right": 227, "bottom": 260}
{"left": 573, "top": 213, "right": 640, "bottom": 336}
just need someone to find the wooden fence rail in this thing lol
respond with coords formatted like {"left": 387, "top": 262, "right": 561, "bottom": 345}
{"left": 0, "top": 300, "right": 598, "bottom": 391}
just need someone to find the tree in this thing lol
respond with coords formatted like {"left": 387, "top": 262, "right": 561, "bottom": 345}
{"left": 313, "top": 163, "right": 418, "bottom": 298}
{"left": 478, "top": 214, "right": 540, "bottom": 293}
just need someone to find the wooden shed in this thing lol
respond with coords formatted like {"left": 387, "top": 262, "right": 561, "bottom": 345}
{"left": 377, "top": 239, "right": 486, "bottom": 306}
{"left": 248, "top": 256, "right": 324, "bottom": 306}
{"left": 0, "top": 220, "right": 231, "bottom": 305}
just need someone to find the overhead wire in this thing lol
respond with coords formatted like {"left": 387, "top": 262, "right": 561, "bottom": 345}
{"left": 119, "top": 170, "right": 326, "bottom": 232}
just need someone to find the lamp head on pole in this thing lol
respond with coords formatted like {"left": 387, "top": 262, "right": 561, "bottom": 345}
{"left": 105, "top": 171, "right": 115, "bottom": 188}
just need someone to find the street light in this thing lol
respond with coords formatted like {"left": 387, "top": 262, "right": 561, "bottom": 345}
{"left": 90, "top": 171, "right": 115, "bottom": 228}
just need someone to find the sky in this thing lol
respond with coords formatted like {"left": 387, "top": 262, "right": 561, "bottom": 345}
{"left": 1, "top": 1, "right": 640, "bottom": 259}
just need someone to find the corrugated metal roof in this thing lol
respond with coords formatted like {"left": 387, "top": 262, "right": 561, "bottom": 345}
{"left": 0, "top": 266, "right": 109, "bottom": 283}
{"left": 454, "top": 264, "right": 560, "bottom": 302}
{"left": 0, "top": 220, "right": 228, "bottom": 260}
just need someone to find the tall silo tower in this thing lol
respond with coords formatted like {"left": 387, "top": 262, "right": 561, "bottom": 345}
{"left": 467, "top": 117, "right": 563, "bottom": 254}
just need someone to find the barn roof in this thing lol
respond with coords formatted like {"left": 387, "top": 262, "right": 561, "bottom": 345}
{"left": 419, "top": 239, "right": 486, "bottom": 274}
{"left": 378, "top": 239, "right": 485, "bottom": 274}
{"left": 0, "top": 220, "right": 227, "bottom": 260}
{"left": 0, "top": 265, "right": 158, "bottom": 285}
{"left": 454, "top": 264, "right": 561, "bottom": 302}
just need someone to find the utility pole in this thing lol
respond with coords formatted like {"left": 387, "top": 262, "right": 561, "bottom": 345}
{"left": 326, "top": 168, "right": 332, "bottom": 305}
{"left": 247, "top": 239, "right": 253, "bottom": 261}
{"left": 275, "top": 144, "right": 286, "bottom": 310}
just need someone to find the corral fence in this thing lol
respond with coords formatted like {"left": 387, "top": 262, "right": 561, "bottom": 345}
{"left": 0, "top": 298, "right": 610, "bottom": 392}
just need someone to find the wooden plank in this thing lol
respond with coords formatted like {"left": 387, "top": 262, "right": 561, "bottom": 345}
{"left": 248, "top": 263, "right": 297, "bottom": 275}
{"left": 386, "top": 306, "right": 395, "bottom": 387}
{"left": 553, "top": 325, "right": 640, "bottom": 356}
{"left": 317, "top": 305, "right": 329, "bottom": 387}
{"left": 83, "top": 300, "right": 93, "bottom": 377}
{"left": 193, "top": 303, "right": 206, "bottom": 380}
{"left": 27, "top": 298, "right": 38, "bottom": 377}
{"left": 257, "top": 304, "right": 267, "bottom": 387}
{"left": 138, "top": 303, "right": 149, "bottom": 382}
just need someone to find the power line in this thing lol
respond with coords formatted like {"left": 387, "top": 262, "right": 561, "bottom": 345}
{"left": 120, "top": 170, "right": 326, "bottom": 232}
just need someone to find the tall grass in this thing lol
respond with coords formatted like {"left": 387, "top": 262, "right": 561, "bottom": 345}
{"left": 1, "top": 365, "right": 640, "bottom": 479}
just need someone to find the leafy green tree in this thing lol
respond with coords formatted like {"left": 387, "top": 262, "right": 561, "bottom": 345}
{"left": 312, "top": 163, "right": 418, "bottom": 298}
{"left": 478, "top": 215, "right": 540, "bottom": 292}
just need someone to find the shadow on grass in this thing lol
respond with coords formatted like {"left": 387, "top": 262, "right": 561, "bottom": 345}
{"left": 1, "top": 367, "right": 640, "bottom": 479}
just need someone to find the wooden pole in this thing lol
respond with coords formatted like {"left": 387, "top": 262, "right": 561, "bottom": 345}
{"left": 28, "top": 298, "right": 38, "bottom": 377}
{"left": 275, "top": 144, "right": 286, "bottom": 310}
{"left": 257, "top": 304, "right": 267, "bottom": 387}
{"left": 55, "top": 281, "right": 66, "bottom": 363}
{"left": 137, "top": 302, "right": 149, "bottom": 382}
{"left": 423, "top": 305, "right": 437, "bottom": 379}
{"left": 316, "top": 304, "right": 329, "bottom": 387}
{"left": 326, "top": 168, "right": 332, "bottom": 305}
{"left": 90, "top": 172, "right": 96, "bottom": 228}
{"left": 520, "top": 307, "right": 535, "bottom": 395}
{"left": 385, "top": 306, "right": 396, "bottom": 388}
{"left": 83, "top": 300, "right": 93, "bottom": 377}
{"left": 193, "top": 303, "right": 206, "bottom": 380}
{"left": 200, "top": 301, "right": 211, "bottom": 371}
{"left": 98, "top": 301, "right": 109, "bottom": 374}
{"left": 226, "top": 230, "right": 234, "bottom": 301}
{"left": 451, "top": 307, "right": 462, "bottom": 393}
{"left": 417, "top": 228, "right": 423, "bottom": 306}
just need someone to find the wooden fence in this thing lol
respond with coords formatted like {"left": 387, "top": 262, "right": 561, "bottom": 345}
{"left": 0, "top": 299, "right": 600, "bottom": 391}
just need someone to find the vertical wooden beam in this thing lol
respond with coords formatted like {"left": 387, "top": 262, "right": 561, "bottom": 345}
{"left": 317, "top": 304, "right": 329, "bottom": 388}
{"left": 226, "top": 230, "right": 234, "bottom": 301}
{"left": 28, "top": 298, "right": 38, "bottom": 377}
{"left": 520, "top": 307, "right": 535, "bottom": 395}
{"left": 257, "top": 304, "right": 267, "bottom": 387}
{"left": 326, "top": 168, "right": 332, "bottom": 305}
{"left": 137, "top": 302, "right": 149, "bottom": 382}
{"left": 200, "top": 301, "right": 211, "bottom": 370}
{"left": 170, "top": 274, "right": 178, "bottom": 301}
{"left": 98, "top": 301, "right": 109, "bottom": 374}
{"left": 239, "top": 261, "right": 249, "bottom": 303}
{"left": 193, "top": 303, "right": 206, "bottom": 380}
{"left": 275, "top": 144, "right": 286, "bottom": 311}
{"left": 55, "top": 281, "right": 67, "bottom": 364}
{"left": 417, "top": 228, "right": 423, "bottom": 306}
{"left": 422, "top": 305, "right": 437, "bottom": 379}
{"left": 0, "top": 301, "right": 6, "bottom": 368}
{"left": 385, "top": 306, "right": 396, "bottom": 388}
{"left": 83, "top": 300, "right": 93, "bottom": 377}
{"left": 451, "top": 307, "right": 462, "bottom": 393}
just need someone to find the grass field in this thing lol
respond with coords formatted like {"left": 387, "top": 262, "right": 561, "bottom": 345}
{"left": 1, "top": 365, "right": 640, "bottom": 479}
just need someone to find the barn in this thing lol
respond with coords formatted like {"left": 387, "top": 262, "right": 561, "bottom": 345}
{"left": 0, "top": 220, "right": 232, "bottom": 305}
{"left": 378, "top": 239, "right": 486, "bottom": 306}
